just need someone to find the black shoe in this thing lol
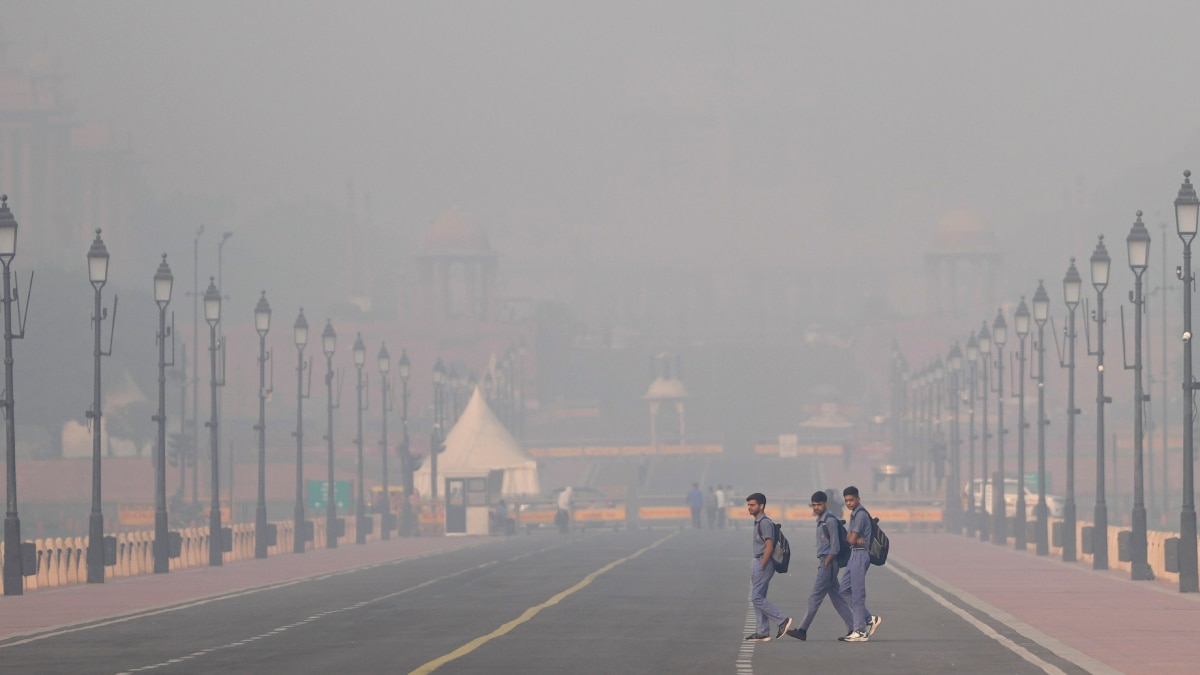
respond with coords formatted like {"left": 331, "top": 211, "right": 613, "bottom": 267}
{"left": 744, "top": 633, "right": 771, "bottom": 642}
{"left": 786, "top": 627, "right": 807, "bottom": 641}
{"left": 774, "top": 617, "right": 793, "bottom": 639}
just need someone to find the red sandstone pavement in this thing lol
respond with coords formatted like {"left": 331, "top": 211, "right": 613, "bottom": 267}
{"left": 0, "top": 536, "right": 486, "bottom": 641}
{"left": 892, "top": 532, "right": 1200, "bottom": 675}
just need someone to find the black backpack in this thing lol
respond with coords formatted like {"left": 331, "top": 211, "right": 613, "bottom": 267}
{"left": 867, "top": 515, "right": 889, "bottom": 566}
{"left": 834, "top": 519, "right": 852, "bottom": 567}
{"left": 760, "top": 518, "right": 791, "bottom": 573}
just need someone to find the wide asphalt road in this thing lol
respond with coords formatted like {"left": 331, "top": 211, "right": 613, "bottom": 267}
{"left": 0, "top": 524, "right": 1064, "bottom": 674}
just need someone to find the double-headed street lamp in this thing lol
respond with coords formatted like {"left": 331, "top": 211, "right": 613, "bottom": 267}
{"left": 87, "top": 229, "right": 115, "bottom": 583}
{"left": 1173, "top": 170, "right": 1199, "bottom": 592}
{"left": 1088, "top": 236, "right": 1111, "bottom": 570}
{"left": 977, "top": 321, "right": 993, "bottom": 542}
{"left": 965, "top": 334, "right": 979, "bottom": 538}
{"left": 1014, "top": 298, "right": 1030, "bottom": 550}
{"left": 353, "top": 333, "right": 368, "bottom": 545}
{"left": 1032, "top": 281, "right": 1051, "bottom": 555}
{"left": 204, "top": 277, "right": 225, "bottom": 567}
{"left": 0, "top": 196, "right": 28, "bottom": 595}
{"left": 991, "top": 309, "right": 1008, "bottom": 546}
{"left": 1062, "top": 258, "right": 1082, "bottom": 563}
{"left": 398, "top": 350, "right": 413, "bottom": 535}
{"left": 945, "top": 345, "right": 963, "bottom": 534}
{"left": 378, "top": 343, "right": 392, "bottom": 540}
{"left": 1126, "top": 211, "right": 1153, "bottom": 581}
{"left": 322, "top": 320, "right": 338, "bottom": 549}
{"left": 292, "top": 309, "right": 311, "bottom": 554}
{"left": 153, "top": 255, "right": 174, "bottom": 574}
{"left": 253, "top": 292, "right": 272, "bottom": 559}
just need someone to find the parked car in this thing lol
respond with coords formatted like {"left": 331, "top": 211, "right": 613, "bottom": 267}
{"left": 963, "top": 478, "right": 1064, "bottom": 519}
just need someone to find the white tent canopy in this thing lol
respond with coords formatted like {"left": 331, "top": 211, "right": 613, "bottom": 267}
{"left": 414, "top": 386, "right": 540, "bottom": 498}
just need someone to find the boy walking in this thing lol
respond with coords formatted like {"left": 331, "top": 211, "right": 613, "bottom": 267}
{"left": 787, "top": 491, "right": 853, "bottom": 640}
{"left": 744, "top": 493, "right": 793, "bottom": 642}
{"left": 838, "top": 486, "right": 881, "bottom": 642}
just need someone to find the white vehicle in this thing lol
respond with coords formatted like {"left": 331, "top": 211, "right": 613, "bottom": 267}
{"left": 963, "top": 478, "right": 1064, "bottom": 519}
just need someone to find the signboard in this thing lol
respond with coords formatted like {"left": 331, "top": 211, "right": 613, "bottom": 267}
{"left": 307, "top": 480, "right": 351, "bottom": 511}
{"left": 779, "top": 434, "right": 798, "bottom": 459}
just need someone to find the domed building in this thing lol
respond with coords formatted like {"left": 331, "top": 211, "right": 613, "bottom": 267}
{"left": 417, "top": 207, "right": 499, "bottom": 322}
{"left": 924, "top": 209, "right": 1002, "bottom": 317}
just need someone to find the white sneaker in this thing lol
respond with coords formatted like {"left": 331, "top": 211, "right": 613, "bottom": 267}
{"left": 867, "top": 614, "right": 882, "bottom": 638}
{"left": 841, "top": 630, "right": 869, "bottom": 643}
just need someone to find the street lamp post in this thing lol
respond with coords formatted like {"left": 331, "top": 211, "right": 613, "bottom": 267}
{"left": 978, "top": 321, "right": 993, "bottom": 543}
{"left": 1089, "top": 236, "right": 1111, "bottom": 570}
{"left": 431, "top": 358, "right": 446, "bottom": 500}
{"left": 378, "top": 343, "right": 392, "bottom": 540}
{"left": 946, "top": 345, "right": 963, "bottom": 534}
{"left": 992, "top": 309, "right": 1008, "bottom": 546}
{"left": 1126, "top": 211, "right": 1154, "bottom": 580}
{"left": 87, "top": 229, "right": 116, "bottom": 583}
{"left": 398, "top": 350, "right": 413, "bottom": 536}
{"left": 965, "top": 334, "right": 979, "bottom": 538}
{"left": 292, "top": 310, "right": 311, "bottom": 554}
{"left": 1014, "top": 298, "right": 1030, "bottom": 550}
{"left": 1174, "top": 171, "right": 1200, "bottom": 592}
{"left": 1062, "top": 258, "right": 1082, "bottom": 562}
{"left": 153, "top": 255, "right": 174, "bottom": 573}
{"left": 1032, "top": 281, "right": 1051, "bottom": 555}
{"left": 203, "top": 277, "right": 224, "bottom": 566}
{"left": 253, "top": 292, "right": 271, "bottom": 559}
{"left": 0, "top": 196, "right": 28, "bottom": 595}
{"left": 322, "top": 320, "right": 338, "bottom": 549}
{"left": 353, "top": 333, "right": 368, "bottom": 545}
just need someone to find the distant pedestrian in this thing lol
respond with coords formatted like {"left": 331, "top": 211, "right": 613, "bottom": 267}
{"left": 787, "top": 491, "right": 853, "bottom": 641}
{"left": 744, "top": 492, "right": 793, "bottom": 642}
{"left": 556, "top": 486, "right": 573, "bottom": 534}
{"left": 705, "top": 487, "right": 718, "bottom": 529}
{"left": 838, "top": 486, "right": 881, "bottom": 642}
{"left": 686, "top": 483, "right": 704, "bottom": 528}
{"left": 715, "top": 485, "right": 727, "bottom": 529}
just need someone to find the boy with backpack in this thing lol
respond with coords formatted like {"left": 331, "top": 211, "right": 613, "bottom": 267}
{"left": 839, "top": 486, "right": 882, "bottom": 642}
{"left": 786, "top": 491, "right": 853, "bottom": 641}
{"left": 743, "top": 492, "right": 793, "bottom": 642}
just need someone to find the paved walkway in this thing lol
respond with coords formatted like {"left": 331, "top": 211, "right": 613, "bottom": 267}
{"left": 0, "top": 536, "right": 486, "bottom": 642}
{"left": 891, "top": 531, "right": 1200, "bottom": 675}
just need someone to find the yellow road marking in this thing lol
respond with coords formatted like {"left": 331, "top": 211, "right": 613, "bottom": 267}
{"left": 409, "top": 532, "right": 677, "bottom": 674}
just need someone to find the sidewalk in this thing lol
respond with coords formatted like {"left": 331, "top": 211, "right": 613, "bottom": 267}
{"left": 891, "top": 531, "right": 1199, "bottom": 675}
{"left": 0, "top": 535, "right": 485, "bottom": 642}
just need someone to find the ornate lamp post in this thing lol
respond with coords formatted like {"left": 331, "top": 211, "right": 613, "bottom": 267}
{"left": 322, "top": 320, "right": 338, "bottom": 549}
{"left": 1032, "top": 281, "right": 1051, "bottom": 555}
{"left": 1062, "top": 258, "right": 1082, "bottom": 562}
{"left": 353, "top": 333, "right": 368, "bottom": 545}
{"left": 378, "top": 343, "right": 392, "bottom": 540}
{"left": 253, "top": 292, "right": 272, "bottom": 559}
{"left": 1089, "top": 235, "right": 1111, "bottom": 570}
{"left": 1174, "top": 171, "right": 1199, "bottom": 592}
{"left": 153, "top": 255, "right": 174, "bottom": 573}
{"left": 1126, "top": 210, "right": 1153, "bottom": 580}
{"left": 87, "top": 230, "right": 115, "bottom": 583}
{"left": 0, "top": 197, "right": 28, "bottom": 595}
{"left": 398, "top": 350, "right": 413, "bottom": 535}
{"left": 431, "top": 358, "right": 446, "bottom": 500}
{"left": 965, "top": 334, "right": 979, "bottom": 538}
{"left": 203, "top": 277, "right": 224, "bottom": 566}
{"left": 1014, "top": 298, "right": 1030, "bottom": 550}
{"left": 977, "top": 321, "right": 993, "bottom": 542}
{"left": 945, "top": 345, "right": 963, "bottom": 534}
{"left": 991, "top": 308, "right": 1008, "bottom": 545}
{"left": 292, "top": 310, "right": 311, "bottom": 554}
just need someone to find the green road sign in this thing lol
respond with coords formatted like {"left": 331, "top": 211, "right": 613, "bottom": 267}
{"left": 307, "top": 480, "right": 351, "bottom": 511}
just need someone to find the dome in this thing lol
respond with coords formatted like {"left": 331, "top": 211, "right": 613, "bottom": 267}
{"left": 423, "top": 207, "right": 492, "bottom": 254}
{"left": 928, "top": 209, "right": 1000, "bottom": 255}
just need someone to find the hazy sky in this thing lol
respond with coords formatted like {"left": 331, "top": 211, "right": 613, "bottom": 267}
{"left": 4, "top": 1, "right": 1200, "bottom": 298}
